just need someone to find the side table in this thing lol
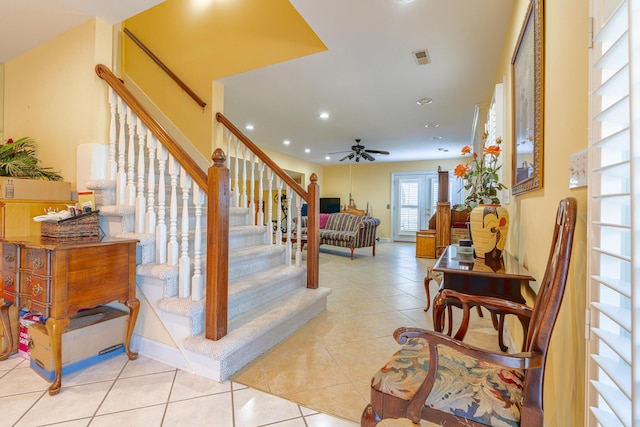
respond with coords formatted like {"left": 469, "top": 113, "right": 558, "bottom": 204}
{"left": 0, "top": 235, "right": 139, "bottom": 395}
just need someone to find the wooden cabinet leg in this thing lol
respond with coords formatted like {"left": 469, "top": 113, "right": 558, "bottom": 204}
{"left": 45, "top": 317, "right": 70, "bottom": 396}
{"left": 125, "top": 298, "right": 140, "bottom": 360}
{"left": 0, "top": 301, "right": 14, "bottom": 361}
{"left": 423, "top": 276, "right": 431, "bottom": 312}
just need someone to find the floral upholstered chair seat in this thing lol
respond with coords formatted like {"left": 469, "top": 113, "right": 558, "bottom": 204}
{"left": 371, "top": 336, "right": 524, "bottom": 427}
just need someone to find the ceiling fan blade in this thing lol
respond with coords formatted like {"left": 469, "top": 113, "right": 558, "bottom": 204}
{"left": 362, "top": 152, "right": 376, "bottom": 161}
{"left": 365, "top": 149, "right": 390, "bottom": 155}
{"left": 339, "top": 153, "right": 354, "bottom": 161}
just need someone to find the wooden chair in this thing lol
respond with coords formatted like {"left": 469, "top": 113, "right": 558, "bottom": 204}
{"left": 362, "top": 197, "right": 577, "bottom": 427}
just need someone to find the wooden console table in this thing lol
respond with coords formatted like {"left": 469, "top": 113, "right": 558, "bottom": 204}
{"left": 432, "top": 245, "right": 535, "bottom": 351}
{"left": 0, "top": 236, "right": 139, "bottom": 395}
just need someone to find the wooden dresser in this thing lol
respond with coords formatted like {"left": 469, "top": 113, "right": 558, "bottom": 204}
{"left": 0, "top": 236, "right": 139, "bottom": 395}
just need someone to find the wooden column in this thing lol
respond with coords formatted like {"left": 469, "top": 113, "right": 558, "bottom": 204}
{"left": 306, "top": 174, "right": 319, "bottom": 289}
{"left": 436, "top": 168, "right": 451, "bottom": 256}
{"left": 206, "top": 149, "right": 229, "bottom": 340}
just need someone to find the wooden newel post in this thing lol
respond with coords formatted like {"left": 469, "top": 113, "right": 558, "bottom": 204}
{"left": 206, "top": 148, "right": 229, "bottom": 340}
{"left": 306, "top": 173, "right": 319, "bottom": 289}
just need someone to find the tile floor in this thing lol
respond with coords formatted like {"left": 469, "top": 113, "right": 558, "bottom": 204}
{"left": 0, "top": 242, "right": 502, "bottom": 426}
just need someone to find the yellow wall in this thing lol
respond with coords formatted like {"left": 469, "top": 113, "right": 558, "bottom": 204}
{"left": 0, "top": 63, "right": 4, "bottom": 139}
{"left": 323, "top": 159, "right": 462, "bottom": 239}
{"left": 124, "top": 0, "right": 326, "bottom": 163}
{"left": 497, "top": 0, "right": 589, "bottom": 424}
{"left": 3, "top": 18, "right": 113, "bottom": 190}
{"left": 3, "top": 18, "right": 178, "bottom": 350}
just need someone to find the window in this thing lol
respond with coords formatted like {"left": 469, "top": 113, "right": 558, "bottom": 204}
{"left": 586, "top": 0, "right": 638, "bottom": 425}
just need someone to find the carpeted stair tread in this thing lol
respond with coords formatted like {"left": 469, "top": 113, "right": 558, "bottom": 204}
{"left": 184, "top": 286, "right": 331, "bottom": 359}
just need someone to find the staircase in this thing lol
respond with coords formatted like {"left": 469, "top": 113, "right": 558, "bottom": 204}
{"left": 90, "top": 65, "right": 330, "bottom": 382}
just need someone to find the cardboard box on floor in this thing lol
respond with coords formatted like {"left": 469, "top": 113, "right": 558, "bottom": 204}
{"left": 28, "top": 306, "right": 129, "bottom": 381}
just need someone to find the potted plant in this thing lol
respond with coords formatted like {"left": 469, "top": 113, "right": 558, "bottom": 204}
{"left": 453, "top": 132, "right": 509, "bottom": 259}
{"left": 0, "top": 136, "right": 62, "bottom": 181}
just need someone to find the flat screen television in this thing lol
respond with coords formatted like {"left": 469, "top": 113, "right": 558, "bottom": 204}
{"left": 320, "top": 197, "right": 340, "bottom": 214}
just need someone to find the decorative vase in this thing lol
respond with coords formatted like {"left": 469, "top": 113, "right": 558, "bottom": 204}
{"left": 468, "top": 204, "right": 509, "bottom": 259}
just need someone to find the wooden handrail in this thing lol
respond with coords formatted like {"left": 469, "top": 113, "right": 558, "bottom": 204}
{"left": 95, "top": 64, "right": 208, "bottom": 190}
{"left": 123, "top": 28, "right": 207, "bottom": 109}
{"left": 216, "top": 113, "right": 309, "bottom": 202}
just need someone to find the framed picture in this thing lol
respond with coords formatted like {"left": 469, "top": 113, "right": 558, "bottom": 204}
{"left": 511, "top": 0, "right": 544, "bottom": 195}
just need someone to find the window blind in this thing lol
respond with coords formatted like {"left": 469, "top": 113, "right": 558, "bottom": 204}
{"left": 586, "top": 0, "right": 638, "bottom": 425}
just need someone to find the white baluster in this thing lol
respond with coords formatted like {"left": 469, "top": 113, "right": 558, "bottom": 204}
{"left": 258, "top": 161, "right": 265, "bottom": 229}
{"left": 146, "top": 133, "right": 157, "bottom": 235}
{"left": 295, "top": 197, "right": 303, "bottom": 267}
{"left": 156, "top": 145, "right": 168, "bottom": 264}
{"left": 285, "top": 186, "right": 292, "bottom": 265}
{"left": 179, "top": 169, "right": 192, "bottom": 298}
{"left": 241, "top": 145, "right": 248, "bottom": 208}
{"left": 249, "top": 153, "right": 256, "bottom": 225}
{"left": 135, "top": 118, "right": 146, "bottom": 233}
{"left": 167, "top": 156, "right": 180, "bottom": 265}
{"left": 233, "top": 138, "right": 240, "bottom": 207}
{"left": 226, "top": 130, "right": 233, "bottom": 190}
{"left": 126, "top": 106, "right": 136, "bottom": 206}
{"left": 267, "top": 170, "right": 274, "bottom": 245}
{"left": 108, "top": 88, "right": 117, "bottom": 180}
{"left": 275, "top": 178, "right": 283, "bottom": 245}
{"left": 192, "top": 187, "right": 204, "bottom": 301}
{"left": 117, "top": 97, "right": 126, "bottom": 205}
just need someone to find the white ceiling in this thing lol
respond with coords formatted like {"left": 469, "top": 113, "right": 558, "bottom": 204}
{"left": 0, "top": 0, "right": 515, "bottom": 166}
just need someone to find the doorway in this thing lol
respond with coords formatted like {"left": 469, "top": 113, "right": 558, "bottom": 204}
{"left": 391, "top": 171, "right": 462, "bottom": 242}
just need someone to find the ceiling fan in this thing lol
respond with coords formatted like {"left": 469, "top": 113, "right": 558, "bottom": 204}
{"left": 330, "top": 139, "right": 390, "bottom": 162}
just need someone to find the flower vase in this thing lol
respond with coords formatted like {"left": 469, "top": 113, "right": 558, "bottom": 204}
{"left": 468, "top": 204, "right": 509, "bottom": 259}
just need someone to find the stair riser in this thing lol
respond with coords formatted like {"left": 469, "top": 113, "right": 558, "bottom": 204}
{"left": 228, "top": 251, "right": 285, "bottom": 281}
{"left": 228, "top": 274, "right": 305, "bottom": 328}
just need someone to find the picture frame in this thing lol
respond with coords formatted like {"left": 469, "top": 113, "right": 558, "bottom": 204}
{"left": 511, "top": 0, "right": 544, "bottom": 195}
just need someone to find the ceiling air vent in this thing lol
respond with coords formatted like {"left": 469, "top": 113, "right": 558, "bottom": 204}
{"left": 413, "top": 49, "right": 430, "bottom": 65}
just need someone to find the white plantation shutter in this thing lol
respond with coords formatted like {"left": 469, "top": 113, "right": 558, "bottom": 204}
{"left": 399, "top": 179, "right": 419, "bottom": 232}
{"left": 586, "top": 0, "right": 639, "bottom": 425}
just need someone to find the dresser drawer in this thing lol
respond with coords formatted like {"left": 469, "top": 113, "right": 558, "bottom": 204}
{"left": 20, "top": 274, "right": 50, "bottom": 305}
{"left": 1, "top": 243, "right": 17, "bottom": 270}
{"left": 21, "top": 248, "right": 49, "bottom": 274}
{"left": 2, "top": 270, "right": 17, "bottom": 294}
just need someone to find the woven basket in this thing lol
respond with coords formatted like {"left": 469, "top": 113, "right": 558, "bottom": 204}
{"left": 40, "top": 211, "right": 100, "bottom": 238}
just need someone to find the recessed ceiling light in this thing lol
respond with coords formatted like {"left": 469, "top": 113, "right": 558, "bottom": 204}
{"left": 304, "top": 148, "right": 311, "bottom": 153}
{"left": 425, "top": 123, "right": 439, "bottom": 128}
{"left": 395, "top": 0, "right": 414, "bottom": 3}
{"left": 283, "top": 139, "right": 291, "bottom": 145}
{"left": 325, "top": 156, "right": 331, "bottom": 160}
{"left": 319, "top": 112, "right": 330, "bottom": 120}
{"left": 417, "top": 98, "right": 433, "bottom": 105}
{"left": 432, "top": 136, "right": 442, "bottom": 140}
{"left": 245, "top": 124, "right": 254, "bottom": 130}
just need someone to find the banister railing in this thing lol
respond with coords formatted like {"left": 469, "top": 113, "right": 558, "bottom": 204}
{"left": 216, "top": 113, "right": 319, "bottom": 290}
{"left": 96, "top": 64, "right": 207, "bottom": 189}
{"left": 123, "top": 29, "right": 207, "bottom": 109}
{"left": 96, "top": 64, "right": 319, "bottom": 343}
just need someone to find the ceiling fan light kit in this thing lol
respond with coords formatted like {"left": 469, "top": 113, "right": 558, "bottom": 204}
{"left": 330, "top": 139, "right": 390, "bottom": 162}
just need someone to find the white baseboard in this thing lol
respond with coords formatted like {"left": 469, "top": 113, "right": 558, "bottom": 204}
{"left": 130, "top": 333, "right": 192, "bottom": 373}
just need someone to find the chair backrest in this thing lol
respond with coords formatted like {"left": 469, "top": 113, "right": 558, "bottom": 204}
{"left": 524, "top": 197, "right": 577, "bottom": 354}
{"left": 521, "top": 197, "right": 577, "bottom": 413}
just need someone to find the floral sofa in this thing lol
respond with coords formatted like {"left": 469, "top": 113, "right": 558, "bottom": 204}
{"left": 295, "top": 212, "right": 381, "bottom": 260}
